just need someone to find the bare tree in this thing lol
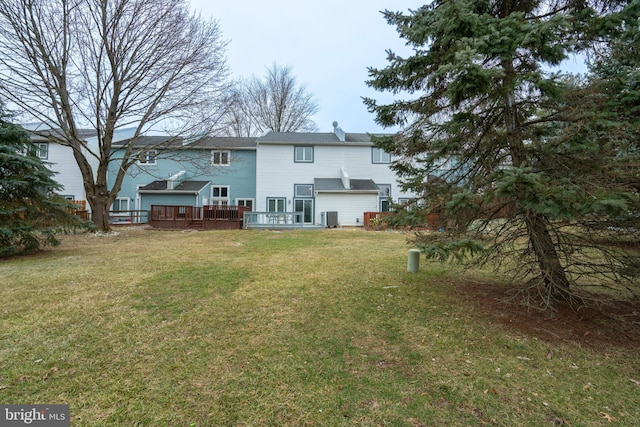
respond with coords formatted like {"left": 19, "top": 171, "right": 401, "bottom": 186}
{"left": 219, "top": 83, "right": 257, "bottom": 137}
{"left": 0, "top": 0, "right": 230, "bottom": 231}
{"left": 225, "top": 64, "right": 318, "bottom": 136}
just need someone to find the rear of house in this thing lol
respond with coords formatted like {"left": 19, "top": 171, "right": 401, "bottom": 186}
{"left": 255, "top": 122, "right": 416, "bottom": 227}
{"left": 108, "top": 136, "right": 256, "bottom": 223}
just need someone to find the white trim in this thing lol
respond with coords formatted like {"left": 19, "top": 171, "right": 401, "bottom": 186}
{"left": 211, "top": 150, "right": 230, "bottom": 166}
{"left": 137, "top": 149, "right": 157, "bottom": 165}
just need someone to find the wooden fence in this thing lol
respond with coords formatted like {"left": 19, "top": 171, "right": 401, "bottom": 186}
{"left": 364, "top": 211, "right": 444, "bottom": 231}
{"left": 364, "top": 201, "right": 515, "bottom": 231}
{"left": 67, "top": 200, "right": 89, "bottom": 220}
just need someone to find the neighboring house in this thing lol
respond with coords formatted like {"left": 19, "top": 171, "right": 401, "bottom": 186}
{"left": 108, "top": 136, "right": 257, "bottom": 216}
{"left": 25, "top": 125, "right": 139, "bottom": 218}
{"left": 254, "top": 122, "right": 416, "bottom": 227}
{"left": 24, "top": 123, "right": 99, "bottom": 203}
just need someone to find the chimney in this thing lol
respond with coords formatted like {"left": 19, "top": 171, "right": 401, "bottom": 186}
{"left": 332, "top": 121, "right": 345, "bottom": 142}
{"left": 340, "top": 167, "right": 350, "bottom": 190}
{"left": 166, "top": 171, "right": 186, "bottom": 190}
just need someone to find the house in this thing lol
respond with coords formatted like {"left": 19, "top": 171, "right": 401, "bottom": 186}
{"left": 108, "top": 136, "right": 257, "bottom": 217}
{"left": 254, "top": 122, "right": 416, "bottom": 227}
{"left": 30, "top": 120, "right": 425, "bottom": 228}
{"left": 23, "top": 123, "right": 99, "bottom": 203}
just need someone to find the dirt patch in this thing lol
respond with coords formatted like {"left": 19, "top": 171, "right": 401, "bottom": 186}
{"left": 451, "top": 281, "right": 640, "bottom": 351}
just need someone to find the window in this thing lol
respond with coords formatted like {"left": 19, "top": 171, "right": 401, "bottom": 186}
{"left": 211, "top": 186, "right": 229, "bottom": 205}
{"left": 378, "top": 184, "right": 391, "bottom": 198}
{"left": 294, "top": 146, "right": 313, "bottom": 163}
{"left": 21, "top": 142, "right": 48, "bottom": 159}
{"left": 294, "top": 184, "right": 313, "bottom": 197}
{"left": 33, "top": 142, "right": 48, "bottom": 159}
{"left": 137, "top": 150, "right": 157, "bottom": 165}
{"left": 211, "top": 150, "right": 230, "bottom": 165}
{"left": 237, "top": 199, "right": 254, "bottom": 210}
{"left": 372, "top": 147, "right": 390, "bottom": 164}
{"left": 267, "top": 198, "right": 286, "bottom": 212}
{"left": 111, "top": 198, "right": 130, "bottom": 213}
{"left": 378, "top": 184, "right": 391, "bottom": 212}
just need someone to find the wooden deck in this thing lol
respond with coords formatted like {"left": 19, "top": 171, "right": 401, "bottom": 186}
{"left": 149, "top": 205, "right": 250, "bottom": 230}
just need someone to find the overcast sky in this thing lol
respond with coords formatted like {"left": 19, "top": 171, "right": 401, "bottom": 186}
{"left": 190, "top": 0, "right": 425, "bottom": 134}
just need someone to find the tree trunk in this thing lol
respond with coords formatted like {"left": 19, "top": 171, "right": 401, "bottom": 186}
{"left": 87, "top": 190, "right": 113, "bottom": 233}
{"left": 91, "top": 201, "right": 111, "bottom": 232}
{"left": 525, "top": 211, "right": 571, "bottom": 300}
{"left": 501, "top": 58, "right": 571, "bottom": 302}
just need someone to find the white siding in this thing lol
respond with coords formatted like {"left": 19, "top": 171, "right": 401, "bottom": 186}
{"left": 47, "top": 143, "right": 86, "bottom": 201}
{"left": 316, "top": 193, "right": 378, "bottom": 226}
{"left": 255, "top": 142, "right": 415, "bottom": 224}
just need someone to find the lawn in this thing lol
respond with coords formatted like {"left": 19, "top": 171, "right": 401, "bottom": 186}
{"left": 1, "top": 227, "right": 638, "bottom": 426}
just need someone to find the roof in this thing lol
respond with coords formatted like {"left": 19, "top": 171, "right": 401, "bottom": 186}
{"left": 138, "top": 180, "right": 209, "bottom": 194}
{"left": 116, "top": 135, "right": 257, "bottom": 150}
{"left": 27, "top": 128, "right": 98, "bottom": 142}
{"left": 257, "top": 131, "right": 382, "bottom": 146}
{"left": 186, "top": 136, "right": 256, "bottom": 150}
{"left": 314, "top": 178, "right": 380, "bottom": 193}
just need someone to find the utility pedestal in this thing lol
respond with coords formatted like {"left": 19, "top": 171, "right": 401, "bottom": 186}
{"left": 407, "top": 249, "right": 420, "bottom": 273}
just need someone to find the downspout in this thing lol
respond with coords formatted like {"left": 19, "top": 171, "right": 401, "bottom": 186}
{"left": 135, "top": 184, "right": 142, "bottom": 224}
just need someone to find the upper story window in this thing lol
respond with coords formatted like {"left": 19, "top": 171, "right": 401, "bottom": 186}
{"left": 294, "top": 146, "right": 313, "bottom": 163}
{"left": 211, "top": 150, "right": 230, "bottom": 166}
{"left": 24, "top": 142, "right": 48, "bottom": 159}
{"left": 137, "top": 150, "right": 157, "bottom": 165}
{"left": 33, "top": 142, "right": 49, "bottom": 159}
{"left": 378, "top": 184, "right": 391, "bottom": 198}
{"left": 372, "top": 147, "right": 391, "bottom": 164}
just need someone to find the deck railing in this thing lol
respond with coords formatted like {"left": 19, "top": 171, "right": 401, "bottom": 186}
{"left": 109, "top": 210, "right": 149, "bottom": 224}
{"left": 243, "top": 212, "right": 305, "bottom": 229}
{"left": 150, "top": 205, "right": 250, "bottom": 229}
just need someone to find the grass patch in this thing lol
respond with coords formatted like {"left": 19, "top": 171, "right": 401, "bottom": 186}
{"left": 1, "top": 227, "right": 638, "bottom": 426}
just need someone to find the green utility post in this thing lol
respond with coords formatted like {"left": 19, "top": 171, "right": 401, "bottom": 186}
{"left": 407, "top": 249, "right": 420, "bottom": 273}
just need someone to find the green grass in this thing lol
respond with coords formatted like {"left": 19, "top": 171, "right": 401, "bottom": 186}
{"left": 1, "top": 228, "right": 638, "bottom": 426}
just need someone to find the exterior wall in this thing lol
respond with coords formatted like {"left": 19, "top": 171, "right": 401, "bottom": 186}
{"left": 109, "top": 148, "right": 256, "bottom": 212}
{"left": 316, "top": 193, "right": 379, "bottom": 226}
{"left": 46, "top": 142, "right": 87, "bottom": 201}
{"left": 255, "top": 142, "right": 415, "bottom": 225}
{"left": 28, "top": 125, "right": 130, "bottom": 210}
{"left": 212, "top": 149, "right": 256, "bottom": 206}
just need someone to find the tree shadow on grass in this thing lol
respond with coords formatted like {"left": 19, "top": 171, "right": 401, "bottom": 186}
{"left": 449, "top": 281, "right": 640, "bottom": 351}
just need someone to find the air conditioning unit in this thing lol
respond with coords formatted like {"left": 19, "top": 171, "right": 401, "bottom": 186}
{"left": 326, "top": 211, "right": 338, "bottom": 228}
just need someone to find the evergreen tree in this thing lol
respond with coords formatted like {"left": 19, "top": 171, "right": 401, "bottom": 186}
{"left": 0, "top": 109, "right": 85, "bottom": 256}
{"left": 365, "top": 0, "right": 639, "bottom": 309}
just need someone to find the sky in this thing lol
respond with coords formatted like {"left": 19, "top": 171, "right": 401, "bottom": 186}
{"left": 190, "top": 0, "right": 426, "bottom": 134}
